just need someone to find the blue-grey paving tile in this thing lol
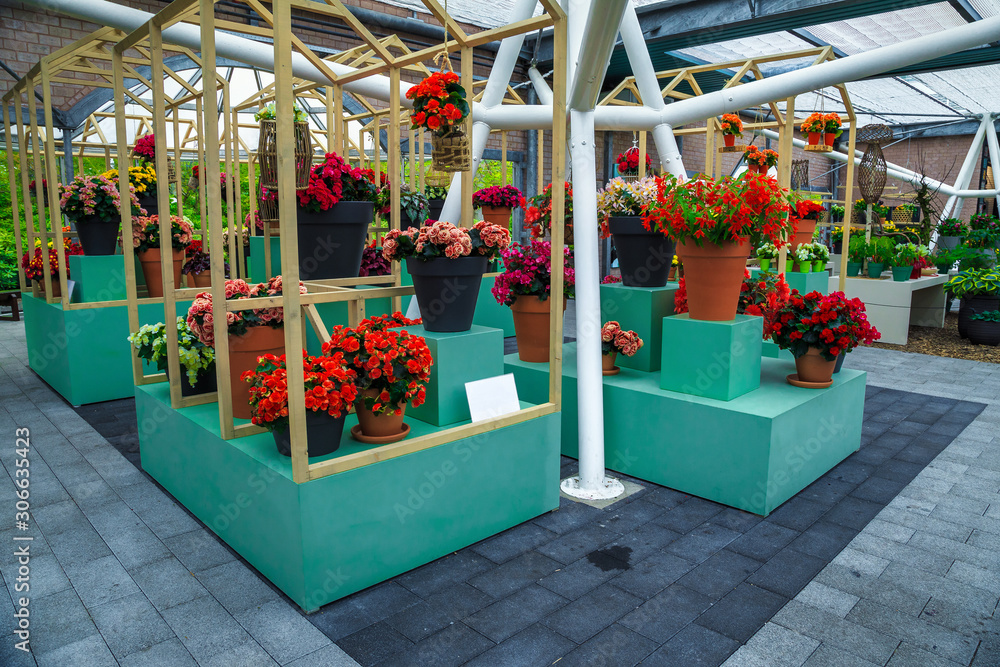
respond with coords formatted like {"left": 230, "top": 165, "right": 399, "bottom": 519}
{"left": 85, "top": 502, "right": 171, "bottom": 571}
{"left": 542, "top": 582, "right": 641, "bottom": 643}
{"left": 424, "top": 582, "right": 495, "bottom": 619}
{"left": 746, "top": 545, "right": 827, "bottom": 598}
{"left": 675, "top": 548, "right": 762, "bottom": 599}
{"left": 875, "top": 458, "right": 927, "bottom": 484}
{"left": 385, "top": 599, "right": 453, "bottom": 642}
{"left": 35, "top": 633, "right": 117, "bottom": 667}
{"left": 664, "top": 522, "right": 741, "bottom": 564}
{"left": 118, "top": 638, "right": 197, "bottom": 667}
{"left": 788, "top": 521, "right": 859, "bottom": 560}
{"left": 827, "top": 459, "right": 877, "bottom": 486}
{"left": 29, "top": 588, "right": 100, "bottom": 659}
{"left": 0, "top": 587, "right": 36, "bottom": 667}
{"left": 339, "top": 581, "right": 421, "bottom": 625}
{"left": 284, "top": 644, "right": 359, "bottom": 667}
{"left": 306, "top": 596, "right": 380, "bottom": 643}
{"left": 797, "top": 477, "right": 855, "bottom": 507}
{"left": 694, "top": 582, "right": 789, "bottom": 643}
{"left": 161, "top": 595, "right": 263, "bottom": 664}
{"left": 619, "top": 583, "right": 714, "bottom": 643}
{"left": 234, "top": 599, "right": 331, "bottom": 664}
{"left": 89, "top": 592, "right": 174, "bottom": 661}
{"left": 0, "top": 552, "right": 70, "bottom": 601}
{"left": 63, "top": 553, "right": 141, "bottom": 608}
{"left": 554, "top": 623, "right": 658, "bottom": 667}
{"left": 644, "top": 486, "right": 690, "bottom": 509}
{"left": 895, "top": 443, "right": 943, "bottom": 465}
{"left": 852, "top": 444, "right": 896, "bottom": 466}
{"left": 536, "top": 522, "right": 621, "bottom": 565}
{"left": 711, "top": 507, "right": 764, "bottom": 532}
{"left": 375, "top": 622, "right": 493, "bottom": 667}
{"left": 610, "top": 550, "right": 695, "bottom": 601}
{"left": 851, "top": 476, "right": 909, "bottom": 504}
{"left": 196, "top": 560, "right": 282, "bottom": 615}
{"left": 602, "top": 498, "right": 666, "bottom": 534}
{"left": 823, "top": 495, "right": 885, "bottom": 530}
{"left": 463, "top": 623, "right": 575, "bottom": 667}
{"left": 766, "top": 497, "right": 830, "bottom": 532}
{"left": 468, "top": 551, "right": 561, "bottom": 599}
{"left": 653, "top": 497, "right": 723, "bottom": 533}
{"left": 600, "top": 521, "right": 681, "bottom": 563}
{"left": 465, "top": 584, "right": 566, "bottom": 642}
{"left": 131, "top": 556, "right": 210, "bottom": 612}
{"left": 163, "top": 529, "right": 237, "bottom": 573}
{"left": 470, "top": 521, "right": 557, "bottom": 564}
{"left": 640, "top": 623, "right": 740, "bottom": 667}
{"left": 532, "top": 496, "right": 604, "bottom": 534}
{"left": 538, "top": 550, "right": 629, "bottom": 600}
{"left": 726, "top": 520, "right": 800, "bottom": 561}
{"left": 395, "top": 551, "right": 494, "bottom": 598}
{"left": 846, "top": 598, "right": 979, "bottom": 664}
{"left": 337, "top": 621, "right": 414, "bottom": 666}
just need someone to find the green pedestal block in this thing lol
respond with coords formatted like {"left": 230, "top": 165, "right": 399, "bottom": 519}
{"left": 69, "top": 255, "right": 128, "bottom": 303}
{"left": 473, "top": 276, "right": 514, "bottom": 337}
{"left": 248, "top": 236, "right": 283, "bottom": 283}
{"left": 135, "top": 382, "right": 560, "bottom": 611}
{"left": 753, "top": 268, "right": 828, "bottom": 295}
{"left": 661, "top": 314, "right": 763, "bottom": 401}
{"left": 600, "top": 282, "right": 678, "bottom": 372}
{"left": 302, "top": 294, "right": 393, "bottom": 355}
{"left": 761, "top": 339, "right": 794, "bottom": 361}
{"left": 23, "top": 294, "right": 190, "bottom": 405}
{"left": 506, "top": 343, "right": 866, "bottom": 515}
{"left": 402, "top": 325, "right": 504, "bottom": 426}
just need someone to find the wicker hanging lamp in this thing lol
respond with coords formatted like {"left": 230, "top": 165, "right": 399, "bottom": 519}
{"left": 857, "top": 124, "right": 892, "bottom": 205}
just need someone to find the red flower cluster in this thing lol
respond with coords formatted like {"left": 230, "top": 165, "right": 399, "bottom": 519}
{"left": 794, "top": 200, "right": 825, "bottom": 221}
{"left": 643, "top": 173, "right": 794, "bottom": 248}
{"left": 322, "top": 313, "right": 432, "bottom": 417}
{"left": 720, "top": 113, "right": 744, "bottom": 136}
{"left": 133, "top": 134, "right": 156, "bottom": 162}
{"left": 22, "top": 241, "right": 83, "bottom": 281}
{"left": 601, "top": 321, "right": 643, "bottom": 357}
{"left": 744, "top": 146, "right": 779, "bottom": 168}
{"left": 406, "top": 71, "right": 470, "bottom": 136}
{"left": 601, "top": 275, "right": 622, "bottom": 284}
{"left": 297, "top": 152, "right": 378, "bottom": 214}
{"left": 674, "top": 268, "right": 791, "bottom": 340}
{"left": 472, "top": 185, "right": 525, "bottom": 210}
{"left": 187, "top": 239, "right": 203, "bottom": 255}
{"left": 770, "top": 290, "right": 881, "bottom": 360}
{"left": 524, "top": 182, "right": 573, "bottom": 240}
{"left": 616, "top": 149, "right": 652, "bottom": 175}
{"left": 241, "top": 351, "right": 359, "bottom": 431}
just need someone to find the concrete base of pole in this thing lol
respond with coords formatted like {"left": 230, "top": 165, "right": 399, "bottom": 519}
{"left": 560, "top": 475, "right": 625, "bottom": 500}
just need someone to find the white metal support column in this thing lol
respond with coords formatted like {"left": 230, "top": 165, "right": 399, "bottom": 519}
{"left": 940, "top": 117, "right": 988, "bottom": 222}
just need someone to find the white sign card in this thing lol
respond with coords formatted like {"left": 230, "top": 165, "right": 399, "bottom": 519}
{"left": 465, "top": 374, "right": 521, "bottom": 423}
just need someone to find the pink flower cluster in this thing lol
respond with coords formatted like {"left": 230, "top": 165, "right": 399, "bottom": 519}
{"left": 60, "top": 174, "right": 142, "bottom": 222}
{"left": 133, "top": 134, "right": 156, "bottom": 161}
{"left": 132, "top": 214, "right": 194, "bottom": 251}
{"left": 382, "top": 219, "right": 511, "bottom": 262}
{"left": 492, "top": 240, "right": 575, "bottom": 306}
{"left": 601, "top": 321, "right": 643, "bottom": 357}
{"left": 186, "top": 276, "right": 307, "bottom": 347}
{"left": 475, "top": 219, "right": 511, "bottom": 251}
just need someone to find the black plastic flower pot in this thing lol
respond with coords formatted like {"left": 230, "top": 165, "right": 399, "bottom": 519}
{"left": 401, "top": 210, "right": 421, "bottom": 230}
{"left": 165, "top": 363, "right": 218, "bottom": 398}
{"left": 833, "top": 351, "right": 846, "bottom": 373}
{"left": 609, "top": 216, "right": 675, "bottom": 288}
{"left": 959, "top": 295, "right": 1000, "bottom": 340}
{"left": 406, "top": 255, "right": 488, "bottom": 332}
{"left": 272, "top": 410, "right": 347, "bottom": 458}
{"left": 967, "top": 318, "right": 1000, "bottom": 346}
{"left": 296, "top": 201, "right": 373, "bottom": 280}
{"left": 427, "top": 198, "right": 446, "bottom": 221}
{"left": 138, "top": 196, "right": 158, "bottom": 218}
{"left": 75, "top": 216, "right": 120, "bottom": 256}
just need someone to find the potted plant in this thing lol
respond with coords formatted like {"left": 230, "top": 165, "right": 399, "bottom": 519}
{"left": 812, "top": 243, "right": 830, "bottom": 273}
{"left": 187, "top": 276, "right": 306, "bottom": 420}
{"left": 524, "top": 182, "right": 574, "bottom": 244}
{"left": 963, "top": 229, "right": 998, "bottom": 267}
{"left": 643, "top": 172, "right": 793, "bottom": 321}
{"left": 60, "top": 174, "right": 143, "bottom": 256}
{"left": 493, "top": 240, "right": 576, "bottom": 362}
{"left": 616, "top": 148, "right": 652, "bottom": 177}
{"left": 744, "top": 146, "right": 778, "bottom": 174}
{"left": 108, "top": 163, "right": 160, "bottom": 218}
{"left": 359, "top": 168, "right": 391, "bottom": 224}
{"left": 968, "top": 310, "right": 1000, "bottom": 346}
{"left": 383, "top": 219, "right": 511, "bottom": 332}
{"left": 132, "top": 133, "right": 175, "bottom": 181}
{"left": 323, "top": 313, "right": 432, "bottom": 444}
{"left": 853, "top": 198, "right": 889, "bottom": 224}
{"left": 408, "top": 71, "right": 471, "bottom": 172}
{"left": 243, "top": 352, "right": 358, "bottom": 457}
{"left": 969, "top": 213, "right": 1000, "bottom": 235}
{"left": 891, "top": 243, "right": 920, "bottom": 281}
{"left": 296, "top": 152, "right": 379, "bottom": 280}
{"left": 800, "top": 113, "right": 826, "bottom": 146}
{"left": 756, "top": 242, "right": 778, "bottom": 271}
{"left": 21, "top": 240, "right": 83, "bottom": 298}
{"left": 473, "top": 185, "right": 524, "bottom": 228}
{"left": 868, "top": 236, "right": 895, "bottom": 278}
{"left": 830, "top": 226, "right": 844, "bottom": 254}
{"left": 792, "top": 199, "right": 825, "bottom": 248}
{"left": 28, "top": 178, "right": 50, "bottom": 207}
{"left": 793, "top": 243, "right": 815, "bottom": 273}
{"left": 846, "top": 235, "right": 868, "bottom": 276}
{"left": 600, "top": 321, "right": 643, "bottom": 375}
{"left": 359, "top": 241, "right": 390, "bottom": 277}
{"left": 823, "top": 113, "right": 843, "bottom": 146}
{"left": 128, "top": 317, "right": 217, "bottom": 396}
{"left": 931, "top": 245, "right": 966, "bottom": 276}
{"left": 424, "top": 184, "right": 449, "bottom": 220}
{"left": 674, "top": 268, "right": 792, "bottom": 341}
{"left": 399, "top": 184, "right": 429, "bottom": 229}
{"left": 936, "top": 218, "right": 967, "bottom": 250}
{"left": 719, "top": 113, "right": 744, "bottom": 147}
{"left": 131, "top": 214, "right": 194, "bottom": 298}
{"left": 255, "top": 101, "right": 312, "bottom": 190}
{"left": 181, "top": 239, "right": 229, "bottom": 288}
{"left": 771, "top": 290, "right": 881, "bottom": 387}
{"left": 945, "top": 269, "right": 1000, "bottom": 338}
{"left": 831, "top": 204, "right": 845, "bottom": 223}
{"left": 597, "top": 176, "right": 670, "bottom": 287}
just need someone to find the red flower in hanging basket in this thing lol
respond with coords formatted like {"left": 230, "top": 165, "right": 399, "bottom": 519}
{"left": 134, "top": 134, "right": 156, "bottom": 162}
{"left": 406, "top": 71, "right": 470, "bottom": 137}
{"left": 720, "top": 113, "right": 744, "bottom": 136}
{"left": 744, "top": 146, "right": 779, "bottom": 168}
{"left": 616, "top": 149, "right": 652, "bottom": 175}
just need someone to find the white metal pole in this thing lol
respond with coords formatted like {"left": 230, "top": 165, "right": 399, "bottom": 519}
{"left": 984, "top": 117, "right": 1000, "bottom": 213}
{"left": 939, "top": 117, "right": 987, "bottom": 223}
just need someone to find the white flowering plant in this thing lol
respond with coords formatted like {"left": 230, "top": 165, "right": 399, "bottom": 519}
{"left": 793, "top": 243, "right": 815, "bottom": 263}
{"left": 756, "top": 242, "right": 779, "bottom": 260}
{"left": 596, "top": 176, "right": 660, "bottom": 238}
{"left": 128, "top": 317, "right": 215, "bottom": 387}
{"left": 813, "top": 243, "right": 831, "bottom": 262}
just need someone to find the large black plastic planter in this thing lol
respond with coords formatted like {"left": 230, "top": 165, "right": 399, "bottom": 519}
{"left": 406, "top": 255, "right": 488, "bottom": 332}
{"left": 138, "top": 196, "right": 158, "bottom": 218}
{"left": 297, "top": 201, "right": 373, "bottom": 280}
{"left": 958, "top": 295, "right": 999, "bottom": 339}
{"left": 609, "top": 216, "right": 675, "bottom": 287}
{"left": 166, "top": 364, "right": 218, "bottom": 398}
{"left": 272, "top": 411, "right": 347, "bottom": 458}
{"left": 968, "top": 319, "right": 1000, "bottom": 346}
{"left": 427, "top": 198, "right": 446, "bottom": 221}
{"left": 75, "top": 216, "right": 120, "bottom": 256}
{"left": 401, "top": 210, "right": 423, "bottom": 230}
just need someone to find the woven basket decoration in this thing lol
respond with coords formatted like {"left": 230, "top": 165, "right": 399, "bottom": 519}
{"left": 432, "top": 128, "right": 471, "bottom": 172}
{"left": 791, "top": 160, "right": 809, "bottom": 191}
{"left": 257, "top": 186, "right": 279, "bottom": 235}
{"left": 258, "top": 120, "right": 311, "bottom": 191}
{"left": 891, "top": 206, "right": 916, "bottom": 225}
{"left": 130, "top": 149, "right": 176, "bottom": 181}
{"left": 857, "top": 124, "right": 892, "bottom": 205}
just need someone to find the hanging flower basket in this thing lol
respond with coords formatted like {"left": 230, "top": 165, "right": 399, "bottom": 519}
{"left": 257, "top": 185, "right": 279, "bottom": 229}
{"left": 131, "top": 134, "right": 176, "bottom": 180}
{"left": 255, "top": 103, "right": 312, "bottom": 191}
{"left": 407, "top": 71, "right": 471, "bottom": 173}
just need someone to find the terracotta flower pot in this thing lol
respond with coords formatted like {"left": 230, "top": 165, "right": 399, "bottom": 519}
{"left": 794, "top": 347, "right": 836, "bottom": 384}
{"left": 602, "top": 351, "right": 617, "bottom": 371}
{"left": 676, "top": 238, "right": 748, "bottom": 321}
{"left": 510, "top": 295, "right": 566, "bottom": 362}
{"left": 723, "top": 134, "right": 736, "bottom": 147}
{"left": 190, "top": 271, "right": 212, "bottom": 288}
{"left": 228, "top": 325, "right": 285, "bottom": 421}
{"left": 138, "top": 247, "right": 184, "bottom": 298}
{"left": 38, "top": 279, "right": 62, "bottom": 299}
{"left": 792, "top": 217, "right": 818, "bottom": 249}
{"left": 356, "top": 390, "right": 407, "bottom": 438}
{"left": 807, "top": 132, "right": 821, "bottom": 146}
{"left": 481, "top": 206, "right": 512, "bottom": 227}
{"left": 824, "top": 133, "right": 837, "bottom": 147}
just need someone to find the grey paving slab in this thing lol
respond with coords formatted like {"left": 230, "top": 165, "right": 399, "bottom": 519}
{"left": 89, "top": 591, "right": 175, "bottom": 661}
{"left": 234, "top": 599, "right": 332, "bottom": 664}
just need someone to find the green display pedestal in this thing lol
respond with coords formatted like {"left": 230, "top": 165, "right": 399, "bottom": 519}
{"left": 762, "top": 339, "right": 794, "bottom": 361}
{"left": 69, "top": 255, "right": 128, "bottom": 303}
{"left": 248, "top": 236, "right": 283, "bottom": 283}
{"left": 753, "top": 268, "right": 828, "bottom": 295}
{"left": 600, "top": 282, "right": 678, "bottom": 372}
{"left": 23, "top": 294, "right": 189, "bottom": 405}
{"left": 661, "top": 314, "right": 763, "bottom": 401}
{"left": 135, "top": 382, "right": 560, "bottom": 611}
{"left": 402, "top": 325, "right": 504, "bottom": 426}
{"left": 473, "top": 275, "right": 514, "bottom": 337}
{"left": 506, "top": 343, "right": 866, "bottom": 515}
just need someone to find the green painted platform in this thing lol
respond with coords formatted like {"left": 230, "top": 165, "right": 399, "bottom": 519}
{"left": 402, "top": 325, "right": 504, "bottom": 426}
{"left": 600, "top": 282, "right": 678, "bottom": 372}
{"left": 661, "top": 314, "right": 762, "bottom": 401}
{"left": 136, "top": 382, "right": 560, "bottom": 611}
{"left": 754, "top": 267, "right": 829, "bottom": 295}
{"left": 506, "top": 343, "right": 866, "bottom": 515}
{"left": 69, "top": 255, "right": 128, "bottom": 302}
{"left": 762, "top": 339, "right": 794, "bottom": 361}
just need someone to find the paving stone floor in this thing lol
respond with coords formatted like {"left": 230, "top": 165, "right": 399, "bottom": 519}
{"left": 2, "top": 313, "right": 999, "bottom": 666}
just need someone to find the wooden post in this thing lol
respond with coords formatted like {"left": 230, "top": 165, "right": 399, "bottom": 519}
{"left": 548, "top": 9, "right": 566, "bottom": 410}
{"left": 461, "top": 46, "right": 473, "bottom": 227}
{"left": 838, "top": 120, "right": 859, "bottom": 291}
{"left": 776, "top": 96, "right": 796, "bottom": 275}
